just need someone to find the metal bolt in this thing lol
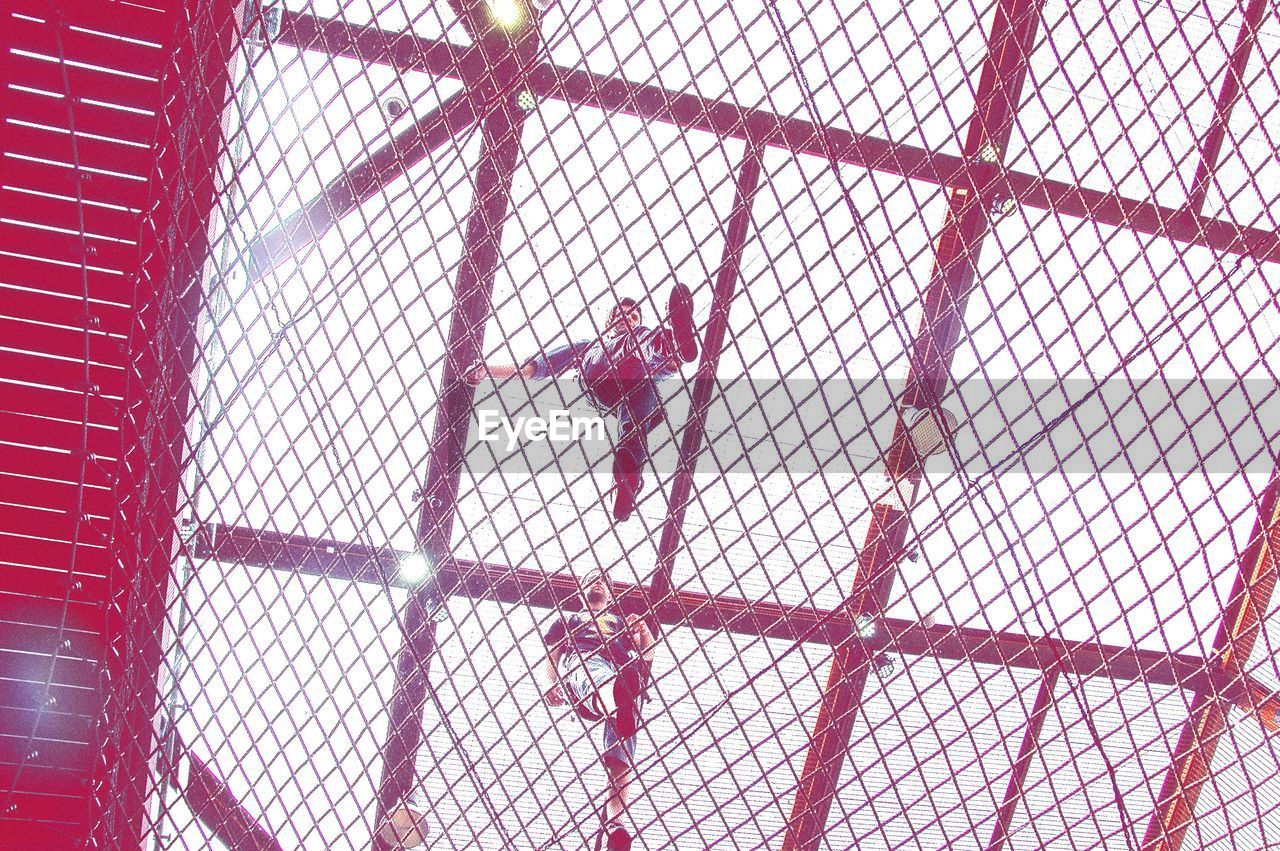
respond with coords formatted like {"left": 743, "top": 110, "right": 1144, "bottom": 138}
{"left": 383, "top": 97, "right": 407, "bottom": 119}
{"left": 989, "top": 196, "right": 1016, "bottom": 217}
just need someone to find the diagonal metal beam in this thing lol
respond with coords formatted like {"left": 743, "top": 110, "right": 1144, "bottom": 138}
{"left": 986, "top": 669, "right": 1058, "bottom": 851}
{"left": 782, "top": 0, "right": 1046, "bottom": 846}
{"left": 275, "top": 10, "right": 1280, "bottom": 265}
{"left": 1140, "top": 467, "right": 1280, "bottom": 851}
{"left": 246, "top": 90, "right": 483, "bottom": 279}
{"left": 161, "top": 736, "right": 285, "bottom": 851}
{"left": 649, "top": 147, "right": 762, "bottom": 612}
{"left": 1185, "top": 0, "right": 1270, "bottom": 216}
{"left": 186, "top": 521, "right": 1280, "bottom": 730}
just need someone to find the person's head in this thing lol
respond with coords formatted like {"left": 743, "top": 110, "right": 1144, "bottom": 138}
{"left": 580, "top": 570, "right": 614, "bottom": 612}
{"left": 605, "top": 297, "right": 642, "bottom": 336}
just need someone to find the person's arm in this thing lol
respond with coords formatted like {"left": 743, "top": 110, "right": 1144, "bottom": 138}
{"left": 524, "top": 340, "right": 592, "bottom": 381}
{"left": 626, "top": 614, "right": 656, "bottom": 662}
{"left": 466, "top": 340, "right": 589, "bottom": 386}
{"left": 465, "top": 361, "right": 533, "bottom": 385}
{"left": 542, "top": 618, "right": 569, "bottom": 706}
{"left": 643, "top": 327, "right": 682, "bottom": 373}
{"left": 543, "top": 639, "right": 566, "bottom": 705}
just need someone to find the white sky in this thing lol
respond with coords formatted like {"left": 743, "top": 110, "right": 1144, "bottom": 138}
{"left": 158, "top": 0, "right": 1280, "bottom": 847}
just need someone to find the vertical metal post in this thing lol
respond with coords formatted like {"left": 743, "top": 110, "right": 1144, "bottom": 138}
{"left": 986, "top": 670, "right": 1059, "bottom": 851}
{"left": 782, "top": 0, "right": 1045, "bottom": 845}
{"left": 649, "top": 147, "right": 762, "bottom": 612}
{"left": 1140, "top": 468, "right": 1280, "bottom": 851}
{"left": 372, "top": 88, "right": 529, "bottom": 845}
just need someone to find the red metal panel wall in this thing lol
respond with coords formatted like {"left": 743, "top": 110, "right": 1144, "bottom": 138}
{"left": 0, "top": 0, "right": 238, "bottom": 847}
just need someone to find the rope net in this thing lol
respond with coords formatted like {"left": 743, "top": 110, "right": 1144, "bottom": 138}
{"left": 113, "top": 0, "right": 1280, "bottom": 848}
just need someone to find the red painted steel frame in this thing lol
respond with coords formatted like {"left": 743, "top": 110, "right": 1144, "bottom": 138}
{"left": 276, "top": 11, "right": 1280, "bottom": 265}
{"left": 188, "top": 522, "right": 1280, "bottom": 726}
{"left": 229, "top": 6, "right": 1280, "bottom": 848}
{"left": 1141, "top": 8, "right": 1277, "bottom": 842}
{"left": 782, "top": 0, "right": 1045, "bottom": 846}
{"left": 371, "top": 17, "right": 536, "bottom": 842}
{"left": 1185, "top": 0, "right": 1270, "bottom": 216}
{"left": 1141, "top": 469, "right": 1280, "bottom": 851}
{"left": 649, "top": 147, "right": 762, "bottom": 610}
{"left": 986, "top": 670, "right": 1059, "bottom": 851}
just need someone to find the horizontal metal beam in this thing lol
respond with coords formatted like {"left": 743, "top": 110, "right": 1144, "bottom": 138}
{"left": 188, "top": 522, "right": 1280, "bottom": 726}
{"left": 277, "top": 11, "right": 1280, "bottom": 265}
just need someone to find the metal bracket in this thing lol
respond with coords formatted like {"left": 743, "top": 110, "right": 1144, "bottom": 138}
{"left": 244, "top": 2, "right": 282, "bottom": 46}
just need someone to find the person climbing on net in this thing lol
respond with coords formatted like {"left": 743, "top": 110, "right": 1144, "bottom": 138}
{"left": 466, "top": 285, "right": 699, "bottom": 522}
{"left": 542, "top": 571, "right": 656, "bottom": 851}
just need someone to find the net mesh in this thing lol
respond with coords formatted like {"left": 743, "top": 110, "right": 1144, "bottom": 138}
{"left": 36, "top": 0, "right": 1280, "bottom": 847}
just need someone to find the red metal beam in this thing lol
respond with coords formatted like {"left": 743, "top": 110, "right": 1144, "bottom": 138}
{"left": 275, "top": 10, "right": 1280, "bottom": 265}
{"left": 986, "top": 670, "right": 1058, "bottom": 851}
{"left": 783, "top": 0, "right": 1046, "bottom": 846}
{"left": 371, "top": 37, "right": 533, "bottom": 845}
{"left": 1185, "top": 0, "right": 1270, "bottom": 215}
{"left": 1141, "top": 468, "right": 1280, "bottom": 851}
{"left": 185, "top": 522, "right": 1280, "bottom": 727}
{"left": 650, "top": 147, "right": 762, "bottom": 609}
{"left": 247, "top": 90, "right": 483, "bottom": 279}
{"left": 162, "top": 738, "right": 285, "bottom": 851}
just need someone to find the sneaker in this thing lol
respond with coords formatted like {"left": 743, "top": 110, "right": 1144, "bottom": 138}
{"left": 612, "top": 475, "right": 640, "bottom": 523}
{"left": 667, "top": 283, "right": 698, "bottom": 363}
{"left": 604, "top": 821, "right": 632, "bottom": 851}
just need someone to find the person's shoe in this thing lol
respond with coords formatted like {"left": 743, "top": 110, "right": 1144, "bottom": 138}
{"left": 604, "top": 821, "right": 632, "bottom": 851}
{"left": 667, "top": 283, "right": 699, "bottom": 363}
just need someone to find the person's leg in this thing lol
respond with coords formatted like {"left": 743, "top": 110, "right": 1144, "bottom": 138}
{"left": 601, "top": 727, "right": 639, "bottom": 851}
{"left": 563, "top": 653, "right": 619, "bottom": 718}
{"left": 568, "top": 655, "right": 643, "bottom": 733}
{"left": 667, "top": 283, "right": 699, "bottom": 364}
{"left": 611, "top": 385, "right": 660, "bottom": 522}
{"left": 605, "top": 759, "right": 633, "bottom": 821}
